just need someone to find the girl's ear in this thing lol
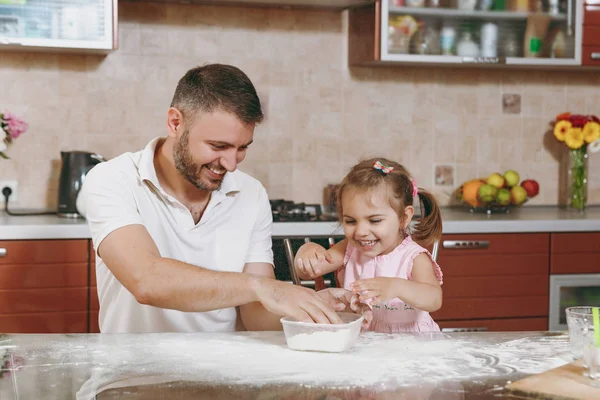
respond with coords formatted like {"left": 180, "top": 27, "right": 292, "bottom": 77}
{"left": 402, "top": 205, "right": 415, "bottom": 229}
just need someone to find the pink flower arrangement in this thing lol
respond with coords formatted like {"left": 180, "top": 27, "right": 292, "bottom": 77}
{"left": 0, "top": 111, "right": 28, "bottom": 159}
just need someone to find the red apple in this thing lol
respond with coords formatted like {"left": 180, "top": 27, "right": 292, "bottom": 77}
{"left": 521, "top": 179, "right": 540, "bottom": 198}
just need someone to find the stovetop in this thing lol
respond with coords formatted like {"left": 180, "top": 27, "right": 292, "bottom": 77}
{"left": 269, "top": 199, "right": 338, "bottom": 222}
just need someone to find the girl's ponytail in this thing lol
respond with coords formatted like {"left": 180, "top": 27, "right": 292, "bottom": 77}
{"left": 411, "top": 188, "right": 443, "bottom": 246}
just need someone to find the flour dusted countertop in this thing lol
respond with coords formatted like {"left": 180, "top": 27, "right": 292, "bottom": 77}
{"left": 0, "top": 330, "right": 573, "bottom": 399}
{"left": 1, "top": 206, "right": 600, "bottom": 240}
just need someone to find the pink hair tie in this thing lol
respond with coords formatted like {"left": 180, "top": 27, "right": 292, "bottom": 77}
{"left": 411, "top": 179, "right": 418, "bottom": 197}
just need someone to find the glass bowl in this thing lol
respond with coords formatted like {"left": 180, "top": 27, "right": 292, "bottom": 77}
{"left": 462, "top": 200, "right": 527, "bottom": 215}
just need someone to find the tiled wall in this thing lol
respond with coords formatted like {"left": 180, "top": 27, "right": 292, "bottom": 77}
{"left": 1, "top": 2, "right": 599, "bottom": 210}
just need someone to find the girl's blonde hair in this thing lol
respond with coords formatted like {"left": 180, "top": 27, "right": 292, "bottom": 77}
{"left": 336, "top": 157, "right": 443, "bottom": 245}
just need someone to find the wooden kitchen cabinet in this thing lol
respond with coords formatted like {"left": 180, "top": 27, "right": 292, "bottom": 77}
{"left": 349, "top": 0, "right": 585, "bottom": 68}
{"left": 431, "top": 233, "right": 550, "bottom": 332}
{"left": 586, "top": 0, "right": 600, "bottom": 24}
{"left": 583, "top": 0, "right": 600, "bottom": 66}
{"left": 0, "top": 239, "right": 89, "bottom": 334}
{"left": 550, "top": 232, "right": 600, "bottom": 274}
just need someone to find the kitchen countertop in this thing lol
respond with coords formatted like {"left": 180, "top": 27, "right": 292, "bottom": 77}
{"left": 1, "top": 206, "right": 600, "bottom": 240}
{"left": 0, "top": 330, "right": 574, "bottom": 399}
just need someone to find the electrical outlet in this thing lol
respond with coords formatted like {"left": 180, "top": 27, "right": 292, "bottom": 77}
{"left": 0, "top": 180, "right": 18, "bottom": 202}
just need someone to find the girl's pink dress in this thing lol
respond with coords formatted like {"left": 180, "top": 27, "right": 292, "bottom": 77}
{"left": 337, "top": 236, "right": 443, "bottom": 333}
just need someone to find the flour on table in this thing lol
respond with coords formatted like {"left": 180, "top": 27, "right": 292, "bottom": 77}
{"left": 9, "top": 331, "right": 571, "bottom": 399}
{"left": 286, "top": 328, "right": 353, "bottom": 352}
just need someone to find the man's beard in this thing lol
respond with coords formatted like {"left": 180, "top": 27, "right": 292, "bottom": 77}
{"left": 173, "top": 130, "right": 223, "bottom": 191}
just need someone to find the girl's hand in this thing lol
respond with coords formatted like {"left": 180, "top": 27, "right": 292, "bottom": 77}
{"left": 318, "top": 288, "right": 373, "bottom": 330}
{"left": 350, "top": 291, "right": 373, "bottom": 330}
{"left": 350, "top": 277, "right": 400, "bottom": 305}
{"left": 294, "top": 242, "right": 334, "bottom": 278}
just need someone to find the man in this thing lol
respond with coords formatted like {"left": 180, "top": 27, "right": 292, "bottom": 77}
{"left": 77, "top": 64, "right": 349, "bottom": 333}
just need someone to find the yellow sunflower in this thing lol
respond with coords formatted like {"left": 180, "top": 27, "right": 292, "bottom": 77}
{"left": 553, "top": 120, "right": 571, "bottom": 142}
{"left": 583, "top": 121, "right": 600, "bottom": 144}
{"left": 565, "top": 127, "right": 584, "bottom": 149}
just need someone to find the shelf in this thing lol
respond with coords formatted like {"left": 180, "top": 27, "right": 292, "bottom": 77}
{"left": 380, "top": 53, "right": 580, "bottom": 67}
{"left": 389, "top": 6, "right": 567, "bottom": 21}
{"left": 120, "top": 0, "right": 375, "bottom": 10}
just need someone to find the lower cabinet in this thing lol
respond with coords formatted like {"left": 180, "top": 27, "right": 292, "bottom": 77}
{"left": 0, "top": 239, "right": 89, "bottom": 333}
{"left": 431, "top": 233, "right": 550, "bottom": 332}
{"left": 550, "top": 232, "right": 600, "bottom": 274}
{"left": 2, "top": 231, "right": 596, "bottom": 334}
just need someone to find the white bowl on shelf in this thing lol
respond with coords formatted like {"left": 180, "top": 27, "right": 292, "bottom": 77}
{"left": 281, "top": 312, "right": 364, "bottom": 353}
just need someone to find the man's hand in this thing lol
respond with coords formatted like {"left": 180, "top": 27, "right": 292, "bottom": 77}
{"left": 253, "top": 277, "right": 343, "bottom": 324}
{"left": 351, "top": 277, "right": 399, "bottom": 305}
{"left": 295, "top": 242, "right": 334, "bottom": 278}
{"left": 316, "top": 287, "right": 354, "bottom": 312}
{"left": 318, "top": 288, "right": 373, "bottom": 330}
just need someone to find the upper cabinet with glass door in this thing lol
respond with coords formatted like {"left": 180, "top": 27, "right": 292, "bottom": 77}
{"left": 0, "top": 0, "right": 117, "bottom": 53}
{"left": 349, "top": 0, "right": 584, "bottom": 68}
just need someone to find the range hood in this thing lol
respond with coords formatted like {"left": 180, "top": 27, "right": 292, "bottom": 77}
{"left": 122, "top": 0, "right": 374, "bottom": 11}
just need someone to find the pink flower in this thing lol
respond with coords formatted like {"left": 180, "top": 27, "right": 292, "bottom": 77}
{"left": 3, "top": 112, "right": 28, "bottom": 139}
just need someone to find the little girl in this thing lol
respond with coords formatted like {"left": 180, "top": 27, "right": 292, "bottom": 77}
{"left": 295, "top": 158, "right": 443, "bottom": 333}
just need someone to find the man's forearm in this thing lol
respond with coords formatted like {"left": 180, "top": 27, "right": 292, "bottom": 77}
{"left": 133, "top": 257, "right": 263, "bottom": 312}
{"left": 240, "top": 302, "right": 283, "bottom": 331}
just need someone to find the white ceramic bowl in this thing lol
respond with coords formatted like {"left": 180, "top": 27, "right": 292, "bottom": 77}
{"left": 280, "top": 312, "right": 364, "bottom": 353}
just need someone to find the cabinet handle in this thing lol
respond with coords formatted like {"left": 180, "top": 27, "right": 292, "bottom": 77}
{"left": 0, "top": 248, "right": 5, "bottom": 257}
{"left": 442, "top": 327, "right": 488, "bottom": 333}
{"left": 591, "top": 53, "right": 600, "bottom": 60}
{"left": 442, "top": 240, "right": 490, "bottom": 249}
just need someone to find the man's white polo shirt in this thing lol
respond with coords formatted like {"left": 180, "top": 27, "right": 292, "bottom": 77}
{"left": 77, "top": 137, "right": 274, "bottom": 333}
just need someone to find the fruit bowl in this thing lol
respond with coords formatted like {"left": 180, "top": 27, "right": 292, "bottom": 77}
{"left": 463, "top": 202, "right": 525, "bottom": 215}
{"left": 457, "top": 170, "right": 539, "bottom": 214}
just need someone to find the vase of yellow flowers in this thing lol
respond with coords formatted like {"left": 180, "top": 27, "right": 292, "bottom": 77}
{"left": 553, "top": 113, "right": 600, "bottom": 212}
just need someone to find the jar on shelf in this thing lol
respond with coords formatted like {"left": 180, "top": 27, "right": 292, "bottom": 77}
{"left": 501, "top": 30, "right": 521, "bottom": 57}
{"left": 405, "top": 0, "right": 426, "bottom": 6}
{"left": 412, "top": 21, "right": 441, "bottom": 55}
{"left": 456, "top": 29, "right": 480, "bottom": 57}
{"left": 456, "top": 0, "right": 477, "bottom": 10}
{"left": 388, "top": 15, "right": 419, "bottom": 54}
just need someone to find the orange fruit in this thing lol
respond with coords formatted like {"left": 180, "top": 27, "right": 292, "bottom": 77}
{"left": 461, "top": 179, "right": 485, "bottom": 207}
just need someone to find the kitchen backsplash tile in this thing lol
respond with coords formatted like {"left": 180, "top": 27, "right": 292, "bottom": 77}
{"left": 1, "top": 2, "right": 599, "bottom": 210}
{"left": 502, "top": 94, "right": 521, "bottom": 114}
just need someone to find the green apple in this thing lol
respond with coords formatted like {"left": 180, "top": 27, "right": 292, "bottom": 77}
{"left": 496, "top": 188, "right": 511, "bottom": 206}
{"left": 511, "top": 186, "right": 528, "bottom": 206}
{"left": 487, "top": 173, "right": 506, "bottom": 188}
{"left": 478, "top": 183, "right": 498, "bottom": 203}
{"left": 503, "top": 170, "right": 520, "bottom": 188}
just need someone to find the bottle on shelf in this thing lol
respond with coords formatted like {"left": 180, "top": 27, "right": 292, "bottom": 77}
{"left": 440, "top": 24, "right": 457, "bottom": 56}
{"left": 480, "top": 22, "right": 498, "bottom": 58}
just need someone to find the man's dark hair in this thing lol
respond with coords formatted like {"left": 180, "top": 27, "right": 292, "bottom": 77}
{"left": 170, "top": 64, "right": 263, "bottom": 125}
